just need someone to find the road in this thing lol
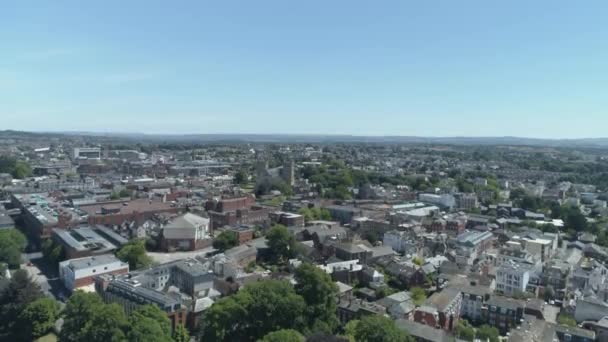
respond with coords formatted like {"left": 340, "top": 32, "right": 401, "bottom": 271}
{"left": 22, "top": 252, "right": 68, "bottom": 302}
{"left": 147, "top": 246, "right": 216, "bottom": 264}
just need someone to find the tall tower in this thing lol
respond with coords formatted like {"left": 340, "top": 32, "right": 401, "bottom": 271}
{"left": 281, "top": 160, "right": 295, "bottom": 186}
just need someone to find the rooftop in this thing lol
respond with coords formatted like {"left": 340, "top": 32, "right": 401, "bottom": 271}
{"left": 79, "top": 198, "right": 175, "bottom": 216}
{"left": 53, "top": 226, "right": 117, "bottom": 253}
{"left": 63, "top": 254, "right": 126, "bottom": 271}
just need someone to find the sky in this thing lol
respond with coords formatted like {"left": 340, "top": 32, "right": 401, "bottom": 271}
{"left": 1, "top": 1, "right": 608, "bottom": 138}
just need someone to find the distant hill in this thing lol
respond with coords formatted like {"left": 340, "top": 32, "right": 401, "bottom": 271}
{"left": 3, "top": 130, "right": 608, "bottom": 147}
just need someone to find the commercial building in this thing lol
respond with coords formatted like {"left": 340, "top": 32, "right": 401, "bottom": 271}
{"left": 79, "top": 198, "right": 180, "bottom": 226}
{"left": 418, "top": 193, "right": 456, "bottom": 210}
{"left": 383, "top": 230, "right": 417, "bottom": 254}
{"left": 205, "top": 195, "right": 255, "bottom": 213}
{"left": 52, "top": 226, "right": 128, "bottom": 259}
{"left": 208, "top": 206, "right": 271, "bottom": 230}
{"left": 161, "top": 213, "right": 212, "bottom": 251}
{"left": 454, "top": 230, "right": 494, "bottom": 266}
{"left": 73, "top": 147, "right": 101, "bottom": 160}
{"left": 269, "top": 211, "right": 304, "bottom": 227}
{"left": 12, "top": 193, "right": 84, "bottom": 240}
{"left": 455, "top": 193, "right": 479, "bottom": 211}
{"left": 495, "top": 260, "right": 533, "bottom": 296}
{"left": 59, "top": 254, "right": 128, "bottom": 292}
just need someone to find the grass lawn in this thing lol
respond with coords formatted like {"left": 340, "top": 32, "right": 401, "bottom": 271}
{"left": 35, "top": 333, "right": 58, "bottom": 342}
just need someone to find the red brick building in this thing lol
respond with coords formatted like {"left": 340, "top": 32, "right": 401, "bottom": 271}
{"left": 80, "top": 198, "right": 181, "bottom": 226}
{"left": 205, "top": 195, "right": 255, "bottom": 213}
{"left": 414, "top": 287, "right": 462, "bottom": 331}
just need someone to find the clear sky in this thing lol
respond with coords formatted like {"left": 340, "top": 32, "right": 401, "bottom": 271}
{"left": 2, "top": 1, "right": 607, "bottom": 138}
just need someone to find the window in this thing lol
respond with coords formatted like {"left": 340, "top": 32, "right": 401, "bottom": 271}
{"left": 92, "top": 269, "right": 96, "bottom": 273}
{"left": 104, "top": 267, "right": 108, "bottom": 270}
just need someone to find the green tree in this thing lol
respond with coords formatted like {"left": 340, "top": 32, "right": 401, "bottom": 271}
{"left": 17, "top": 297, "right": 61, "bottom": 340}
{"left": 117, "top": 239, "right": 152, "bottom": 270}
{"left": 563, "top": 206, "right": 588, "bottom": 233}
{"left": 60, "top": 291, "right": 105, "bottom": 342}
{"left": 12, "top": 161, "right": 32, "bottom": 179}
{"left": 202, "top": 280, "right": 306, "bottom": 342}
{"left": 557, "top": 313, "right": 577, "bottom": 327}
{"left": 261, "top": 329, "right": 305, "bottom": 342}
{"left": 294, "top": 263, "right": 339, "bottom": 333}
{"left": 455, "top": 320, "right": 475, "bottom": 341}
{"left": 127, "top": 305, "right": 172, "bottom": 342}
{"left": 234, "top": 170, "right": 248, "bottom": 184}
{"left": 80, "top": 303, "right": 128, "bottom": 342}
{"left": 213, "top": 231, "right": 239, "bottom": 252}
{"left": 172, "top": 324, "right": 190, "bottom": 342}
{"left": 476, "top": 324, "right": 499, "bottom": 342}
{"left": 298, "top": 207, "right": 314, "bottom": 222}
{"left": 351, "top": 315, "right": 412, "bottom": 342}
{"left": 119, "top": 189, "right": 131, "bottom": 197}
{"left": 0, "top": 229, "right": 27, "bottom": 268}
{"left": 266, "top": 225, "right": 295, "bottom": 264}
{"left": 0, "top": 269, "right": 43, "bottom": 339}
{"left": 42, "top": 238, "right": 65, "bottom": 264}
{"left": 412, "top": 256, "right": 424, "bottom": 266}
{"left": 410, "top": 287, "right": 426, "bottom": 306}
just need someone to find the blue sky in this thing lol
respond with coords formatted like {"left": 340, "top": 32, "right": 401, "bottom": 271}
{"left": 2, "top": 1, "right": 608, "bottom": 138}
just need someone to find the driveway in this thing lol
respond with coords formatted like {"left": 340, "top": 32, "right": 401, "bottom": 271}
{"left": 22, "top": 253, "right": 68, "bottom": 302}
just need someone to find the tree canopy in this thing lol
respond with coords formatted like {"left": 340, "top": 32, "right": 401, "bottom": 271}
{"left": 260, "top": 329, "right": 305, "bottom": 342}
{"left": 117, "top": 239, "right": 152, "bottom": 270}
{"left": 61, "top": 292, "right": 185, "bottom": 342}
{"left": 213, "top": 231, "right": 239, "bottom": 252}
{"left": 60, "top": 291, "right": 106, "bottom": 342}
{"left": 410, "top": 287, "right": 426, "bottom": 306}
{"left": 128, "top": 305, "right": 173, "bottom": 342}
{"left": 0, "top": 229, "right": 27, "bottom": 268}
{"left": 0, "top": 155, "right": 32, "bottom": 179}
{"left": 294, "top": 263, "right": 339, "bottom": 333}
{"left": 202, "top": 280, "right": 306, "bottom": 341}
{"left": 298, "top": 207, "right": 332, "bottom": 223}
{"left": 0, "top": 269, "right": 44, "bottom": 340}
{"left": 476, "top": 324, "right": 500, "bottom": 342}
{"left": 17, "top": 297, "right": 61, "bottom": 340}
{"left": 347, "top": 315, "right": 413, "bottom": 342}
{"left": 172, "top": 324, "right": 190, "bottom": 342}
{"left": 455, "top": 320, "right": 475, "bottom": 341}
{"left": 266, "top": 225, "right": 296, "bottom": 264}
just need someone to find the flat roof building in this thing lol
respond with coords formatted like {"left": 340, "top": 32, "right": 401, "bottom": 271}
{"left": 59, "top": 254, "right": 128, "bottom": 292}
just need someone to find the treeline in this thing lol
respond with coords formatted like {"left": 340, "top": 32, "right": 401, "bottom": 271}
{"left": 0, "top": 155, "right": 32, "bottom": 179}
{"left": 0, "top": 270, "right": 190, "bottom": 342}
{"left": 200, "top": 263, "right": 413, "bottom": 342}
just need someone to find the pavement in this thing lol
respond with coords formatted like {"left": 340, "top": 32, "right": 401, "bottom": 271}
{"left": 22, "top": 252, "right": 68, "bottom": 302}
{"left": 543, "top": 303, "right": 560, "bottom": 324}
{"left": 147, "top": 246, "right": 217, "bottom": 264}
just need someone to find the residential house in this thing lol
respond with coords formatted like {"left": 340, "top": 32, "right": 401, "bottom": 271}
{"left": 414, "top": 287, "right": 462, "bottom": 331}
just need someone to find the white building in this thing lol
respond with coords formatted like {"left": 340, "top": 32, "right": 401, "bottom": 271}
{"left": 59, "top": 254, "right": 129, "bottom": 292}
{"left": 495, "top": 260, "right": 532, "bottom": 296}
{"left": 73, "top": 147, "right": 101, "bottom": 160}
{"left": 383, "top": 230, "right": 416, "bottom": 254}
{"left": 418, "top": 193, "right": 455, "bottom": 209}
{"left": 162, "top": 213, "right": 211, "bottom": 251}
